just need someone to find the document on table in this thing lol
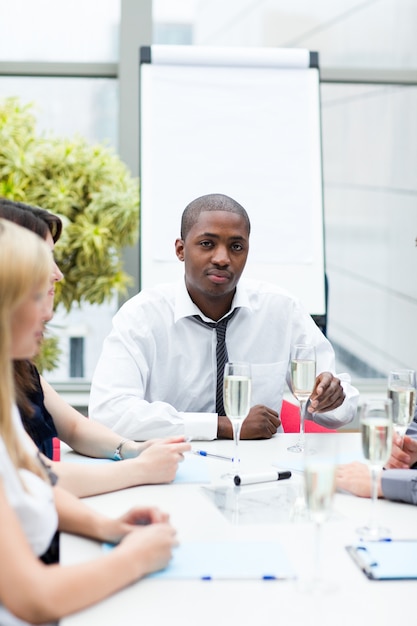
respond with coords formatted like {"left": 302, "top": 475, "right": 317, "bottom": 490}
{"left": 104, "top": 541, "right": 296, "bottom": 580}
{"left": 346, "top": 541, "right": 417, "bottom": 580}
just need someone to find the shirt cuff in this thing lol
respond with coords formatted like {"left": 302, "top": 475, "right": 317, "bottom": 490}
{"left": 307, "top": 380, "right": 359, "bottom": 429}
{"left": 381, "top": 469, "right": 417, "bottom": 505}
{"left": 181, "top": 412, "right": 218, "bottom": 440}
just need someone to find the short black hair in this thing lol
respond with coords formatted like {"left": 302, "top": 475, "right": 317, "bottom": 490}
{"left": 180, "top": 193, "right": 251, "bottom": 240}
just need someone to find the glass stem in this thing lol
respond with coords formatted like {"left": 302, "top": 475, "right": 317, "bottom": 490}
{"left": 299, "top": 400, "right": 306, "bottom": 447}
{"left": 232, "top": 421, "right": 242, "bottom": 474}
{"left": 369, "top": 465, "right": 380, "bottom": 530}
{"left": 313, "top": 521, "right": 322, "bottom": 582}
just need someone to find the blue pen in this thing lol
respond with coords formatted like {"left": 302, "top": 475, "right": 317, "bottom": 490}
{"left": 193, "top": 450, "right": 234, "bottom": 461}
{"left": 201, "top": 575, "right": 279, "bottom": 581}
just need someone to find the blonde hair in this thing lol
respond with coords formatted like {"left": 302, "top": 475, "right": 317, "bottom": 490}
{"left": 0, "top": 219, "right": 52, "bottom": 478}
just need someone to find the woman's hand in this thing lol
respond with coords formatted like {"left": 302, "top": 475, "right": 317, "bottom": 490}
{"left": 124, "top": 436, "right": 190, "bottom": 458}
{"left": 116, "top": 522, "right": 178, "bottom": 578}
{"left": 103, "top": 506, "right": 171, "bottom": 544}
{"left": 131, "top": 440, "right": 191, "bottom": 483}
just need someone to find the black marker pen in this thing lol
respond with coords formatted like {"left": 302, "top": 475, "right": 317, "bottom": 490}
{"left": 234, "top": 470, "right": 292, "bottom": 486}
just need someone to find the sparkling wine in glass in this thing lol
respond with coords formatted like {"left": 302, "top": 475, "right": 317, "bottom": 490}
{"left": 304, "top": 455, "right": 336, "bottom": 589}
{"left": 388, "top": 369, "right": 416, "bottom": 444}
{"left": 223, "top": 361, "right": 251, "bottom": 478}
{"left": 288, "top": 345, "right": 316, "bottom": 453}
{"left": 357, "top": 398, "right": 393, "bottom": 540}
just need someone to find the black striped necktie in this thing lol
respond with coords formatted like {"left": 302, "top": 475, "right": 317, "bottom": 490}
{"left": 193, "top": 309, "right": 237, "bottom": 416}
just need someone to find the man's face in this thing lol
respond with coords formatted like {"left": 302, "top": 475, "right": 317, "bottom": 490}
{"left": 175, "top": 210, "right": 249, "bottom": 318}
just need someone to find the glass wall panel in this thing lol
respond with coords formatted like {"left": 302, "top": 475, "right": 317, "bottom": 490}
{"left": 0, "top": 0, "right": 120, "bottom": 62}
{"left": 321, "top": 82, "right": 417, "bottom": 377}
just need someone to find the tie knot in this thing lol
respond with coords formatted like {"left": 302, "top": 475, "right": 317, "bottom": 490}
{"left": 192, "top": 308, "right": 237, "bottom": 330}
{"left": 215, "top": 317, "right": 228, "bottom": 340}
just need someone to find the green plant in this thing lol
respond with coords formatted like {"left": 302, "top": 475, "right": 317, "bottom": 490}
{"left": 35, "top": 333, "right": 62, "bottom": 374}
{"left": 0, "top": 96, "right": 139, "bottom": 370}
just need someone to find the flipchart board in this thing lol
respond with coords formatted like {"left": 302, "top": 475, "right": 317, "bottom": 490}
{"left": 139, "top": 45, "right": 326, "bottom": 328}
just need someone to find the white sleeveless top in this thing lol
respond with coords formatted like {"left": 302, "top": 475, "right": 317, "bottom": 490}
{"left": 0, "top": 406, "right": 58, "bottom": 626}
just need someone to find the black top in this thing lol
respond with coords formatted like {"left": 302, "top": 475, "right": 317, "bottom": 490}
{"left": 18, "top": 362, "right": 60, "bottom": 564}
{"left": 20, "top": 362, "right": 58, "bottom": 460}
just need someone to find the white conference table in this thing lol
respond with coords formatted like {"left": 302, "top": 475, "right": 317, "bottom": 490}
{"left": 61, "top": 433, "right": 417, "bottom": 626}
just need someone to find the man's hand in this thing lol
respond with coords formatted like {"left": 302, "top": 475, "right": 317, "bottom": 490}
{"left": 217, "top": 405, "right": 281, "bottom": 439}
{"left": 307, "top": 372, "right": 345, "bottom": 414}
{"left": 385, "top": 434, "right": 417, "bottom": 469}
{"left": 336, "top": 462, "right": 383, "bottom": 498}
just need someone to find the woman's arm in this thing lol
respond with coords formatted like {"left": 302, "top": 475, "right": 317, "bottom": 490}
{"left": 0, "top": 480, "right": 176, "bottom": 624}
{"left": 40, "top": 376, "right": 191, "bottom": 497}
{"left": 53, "top": 484, "right": 169, "bottom": 540}
{"left": 49, "top": 439, "right": 189, "bottom": 497}
{"left": 41, "top": 375, "right": 142, "bottom": 458}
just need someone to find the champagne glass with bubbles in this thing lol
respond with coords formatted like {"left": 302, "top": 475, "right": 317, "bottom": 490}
{"left": 357, "top": 398, "right": 393, "bottom": 540}
{"left": 388, "top": 369, "right": 416, "bottom": 446}
{"left": 288, "top": 345, "right": 316, "bottom": 453}
{"left": 223, "top": 362, "right": 251, "bottom": 478}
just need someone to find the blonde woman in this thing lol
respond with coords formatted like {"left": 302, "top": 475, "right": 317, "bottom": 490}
{"left": 0, "top": 198, "right": 190, "bottom": 499}
{"left": 0, "top": 219, "right": 177, "bottom": 625}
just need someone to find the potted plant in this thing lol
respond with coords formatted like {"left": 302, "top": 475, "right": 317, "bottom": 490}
{"left": 0, "top": 96, "right": 139, "bottom": 371}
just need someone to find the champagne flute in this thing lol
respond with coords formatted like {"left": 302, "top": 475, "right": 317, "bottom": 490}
{"left": 223, "top": 361, "right": 251, "bottom": 478}
{"left": 303, "top": 437, "right": 337, "bottom": 591}
{"left": 388, "top": 369, "right": 416, "bottom": 445}
{"left": 357, "top": 398, "right": 393, "bottom": 540}
{"left": 288, "top": 344, "right": 316, "bottom": 453}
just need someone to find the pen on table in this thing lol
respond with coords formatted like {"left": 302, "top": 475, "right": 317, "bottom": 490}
{"left": 201, "top": 575, "right": 285, "bottom": 581}
{"left": 234, "top": 470, "right": 292, "bottom": 486}
{"left": 193, "top": 450, "right": 234, "bottom": 461}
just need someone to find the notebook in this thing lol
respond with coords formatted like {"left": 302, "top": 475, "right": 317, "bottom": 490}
{"left": 103, "top": 540, "right": 297, "bottom": 581}
{"left": 346, "top": 540, "right": 417, "bottom": 580}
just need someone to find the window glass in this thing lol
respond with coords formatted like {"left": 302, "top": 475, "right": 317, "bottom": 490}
{"left": 0, "top": 77, "right": 118, "bottom": 146}
{"left": 0, "top": 78, "right": 119, "bottom": 382}
{"left": 0, "top": 0, "right": 120, "bottom": 62}
{"left": 153, "top": 0, "right": 194, "bottom": 44}
{"left": 191, "top": 0, "right": 417, "bottom": 69}
{"left": 70, "top": 338, "right": 85, "bottom": 378}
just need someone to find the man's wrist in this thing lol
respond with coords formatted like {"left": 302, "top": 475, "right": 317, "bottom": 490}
{"left": 217, "top": 416, "right": 233, "bottom": 439}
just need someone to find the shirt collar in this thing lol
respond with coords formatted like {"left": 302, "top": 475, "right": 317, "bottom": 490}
{"left": 174, "top": 278, "right": 252, "bottom": 323}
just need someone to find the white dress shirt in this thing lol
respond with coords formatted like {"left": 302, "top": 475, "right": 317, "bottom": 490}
{"left": 89, "top": 278, "right": 359, "bottom": 440}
